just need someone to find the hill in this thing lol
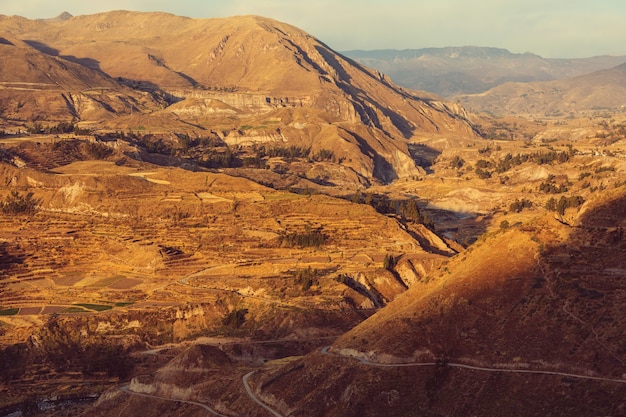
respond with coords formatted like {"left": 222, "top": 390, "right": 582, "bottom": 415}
{"left": 234, "top": 189, "right": 626, "bottom": 416}
{"left": 0, "top": 35, "right": 162, "bottom": 121}
{"left": 84, "top": 187, "right": 626, "bottom": 417}
{"left": 343, "top": 47, "right": 626, "bottom": 97}
{"left": 0, "top": 11, "right": 479, "bottom": 182}
{"left": 456, "top": 62, "right": 626, "bottom": 116}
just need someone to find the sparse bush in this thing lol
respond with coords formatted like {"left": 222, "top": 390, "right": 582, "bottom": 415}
{"left": 449, "top": 155, "right": 465, "bottom": 169}
{"left": 222, "top": 308, "right": 248, "bottom": 328}
{"left": 312, "top": 148, "right": 335, "bottom": 162}
{"left": 539, "top": 181, "right": 568, "bottom": 194}
{"left": 266, "top": 145, "right": 311, "bottom": 160}
{"left": 595, "top": 166, "right": 615, "bottom": 174}
{"left": 1, "top": 191, "right": 41, "bottom": 215}
{"left": 26, "top": 122, "right": 43, "bottom": 134}
{"left": 293, "top": 266, "right": 319, "bottom": 291}
{"left": 475, "top": 168, "right": 492, "bottom": 179}
{"left": 509, "top": 198, "right": 533, "bottom": 213}
{"left": 545, "top": 195, "right": 585, "bottom": 215}
{"left": 279, "top": 226, "right": 327, "bottom": 248}
{"left": 85, "top": 142, "right": 113, "bottom": 159}
{"left": 475, "top": 159, "right": 492, "bottom": 169}
{"left": 383, "top": 254, "right": 398, "bottom": 271}
{"left": 396, "top": 199, "right": 421, "bottom": 222}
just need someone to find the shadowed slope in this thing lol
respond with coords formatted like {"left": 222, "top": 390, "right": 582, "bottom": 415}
{"left": 248, "top": 188, "right": 626, "bottom": 416}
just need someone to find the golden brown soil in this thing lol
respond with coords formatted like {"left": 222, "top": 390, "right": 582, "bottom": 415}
{"left": 1, "top": 10, "right": 626, "bottom": 417}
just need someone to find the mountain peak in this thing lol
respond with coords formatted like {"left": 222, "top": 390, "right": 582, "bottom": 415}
{"left": 42, "top": 11, "right": 73, "bottom": 22}
{"left": 57, "top": 11, "right": 73, "bottom": 20}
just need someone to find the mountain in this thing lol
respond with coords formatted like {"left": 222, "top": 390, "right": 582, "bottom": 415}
{"left": 456, "top": 62, "right": 626, "bottom": 115}
{"left": 343, "top": 47, "right": 626, "bottom": 97}
{"left": 0, "top": 35, "right": 161, "bottom": 121}
{"left": 0, "top": 11, "right": 479, "bottom": 182}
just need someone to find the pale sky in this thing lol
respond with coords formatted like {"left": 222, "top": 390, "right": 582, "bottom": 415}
{"left": 1, "top": 0, "right": 625, "bottom": 58}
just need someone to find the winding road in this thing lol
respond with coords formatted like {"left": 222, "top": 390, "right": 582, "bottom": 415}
{"left": 242, "top": 371, "right": 284, "bottom": 417}
{"left": 320, "top": 346, "right": 626, "bottom": 384}
{"left": 120, "top": 341, "right": 625, "bottom": 417}
{"left": 120, "top": 384, "right": 229, "bottom": 417}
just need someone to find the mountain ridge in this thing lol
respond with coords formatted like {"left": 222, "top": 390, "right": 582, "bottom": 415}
{"left": 243, "top": 189, "right": 626, "bottom": 416}
{"left": 343, "top": 46, "right": 626, "bottom": 97}
{"left": 456, "top": 61, "right": 626, "bottom": 115}
{"left": 0, "top": 11, "right": 480, "bottom": 182}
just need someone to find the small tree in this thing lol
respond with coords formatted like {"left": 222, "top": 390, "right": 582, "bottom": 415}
{"left": 222, "top": 308, "right": 248, "bottom": 328}
{"left": 450, "top": 155, "right": 465, "bottom": 169}
{"left": 383, "top": 254, "right": 397, "bottom": 271}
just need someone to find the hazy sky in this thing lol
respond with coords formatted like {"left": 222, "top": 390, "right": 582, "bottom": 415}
{"left": 2, "top": 0, "right": 626, "bottom": 58}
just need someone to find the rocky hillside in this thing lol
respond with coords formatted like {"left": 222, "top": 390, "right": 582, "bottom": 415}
{"left": 344, "top": 46, "right": 626, "bottom": 97}
{"left": 0, "top": 11, "right": 479, "bottom": 182}
{"left": 238, "top": 188, "right": 626, "bottom": 416}
{"left": 0, "top": 36, "right": 161, "bottom": 121}
{"left": 456, "top": 62, "right": 626, "bottom": 116}
{"left": 83, "top": 187, "right": 626, "bottom": 417}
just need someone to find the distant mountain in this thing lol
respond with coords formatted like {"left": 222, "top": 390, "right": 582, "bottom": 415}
{"left": 343, "top": 47, "right": 626, "bottom": 97}
{"left": 455, "top": 62, "right": 626, "bottom": 115}
{"left": 0, "top": 11, "right": 479, "bottom": 182}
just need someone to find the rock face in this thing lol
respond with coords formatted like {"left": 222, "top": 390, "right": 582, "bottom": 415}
{"left": 0, "top": 11, "right": 480, "bottom": 181}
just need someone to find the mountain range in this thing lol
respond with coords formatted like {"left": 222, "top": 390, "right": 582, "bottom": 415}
{"left": 0, "top": 11, "right": 479, "bottom": 183}
{"left": 343, "top": 47, "right": 626, "bottom": 97}
{"left": 455, "top": 62, "right": 626, "bottom": 115}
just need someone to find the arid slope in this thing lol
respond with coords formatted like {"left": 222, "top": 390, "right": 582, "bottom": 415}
{"left": 0, "top": 11, "right": 479, "bottom": 181}
{"left": 456, "top": 62, "right": 626, "bottom": 115}
{"left": 245, "top": 189, "right": 626, "bottom": 416}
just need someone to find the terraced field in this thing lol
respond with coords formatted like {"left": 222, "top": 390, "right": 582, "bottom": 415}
{"left": 0, "top": 157, "right": 450, "bottom": 347}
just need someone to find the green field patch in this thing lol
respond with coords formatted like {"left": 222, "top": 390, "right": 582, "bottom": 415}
{"left": 0, "top": 308, "right": 19, "bottom": 316}
{"left": 74, "top": 303, "right": 113, "bottom": 312}
{"left": 89, "top": 275, "right": 125, "bottom": 288}
{"left": 114, "top": 301, "right": 134, "bottom": 307}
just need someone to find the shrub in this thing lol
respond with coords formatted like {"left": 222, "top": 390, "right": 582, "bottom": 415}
{"left": 222, "top": 308, "right": 248, "bottom": 328}
{"left": 1, "top": 191, "right": 41, "bottom": 215}
{"left": 383, "top": 254, "right": 398, "bottom": 271}
{"left": 450, "top": 155, "right": 465, "bottom": 169}
{"left": 312, "top": 148, "right": 335, "bottom": 162}
{"left": 546, "top": 195, "right": 585, "bottom": 215}
{"left": 293, "top": 266, "right": 319, "bottom": 291}
{"left": 509, "top": 198, "right": 533, "bottom": 213}
{"left": 279, "top": 227, "right": 327, "bottom": 248}
{"left": 475, "top": 168, "right": 492, "bottom": 179}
